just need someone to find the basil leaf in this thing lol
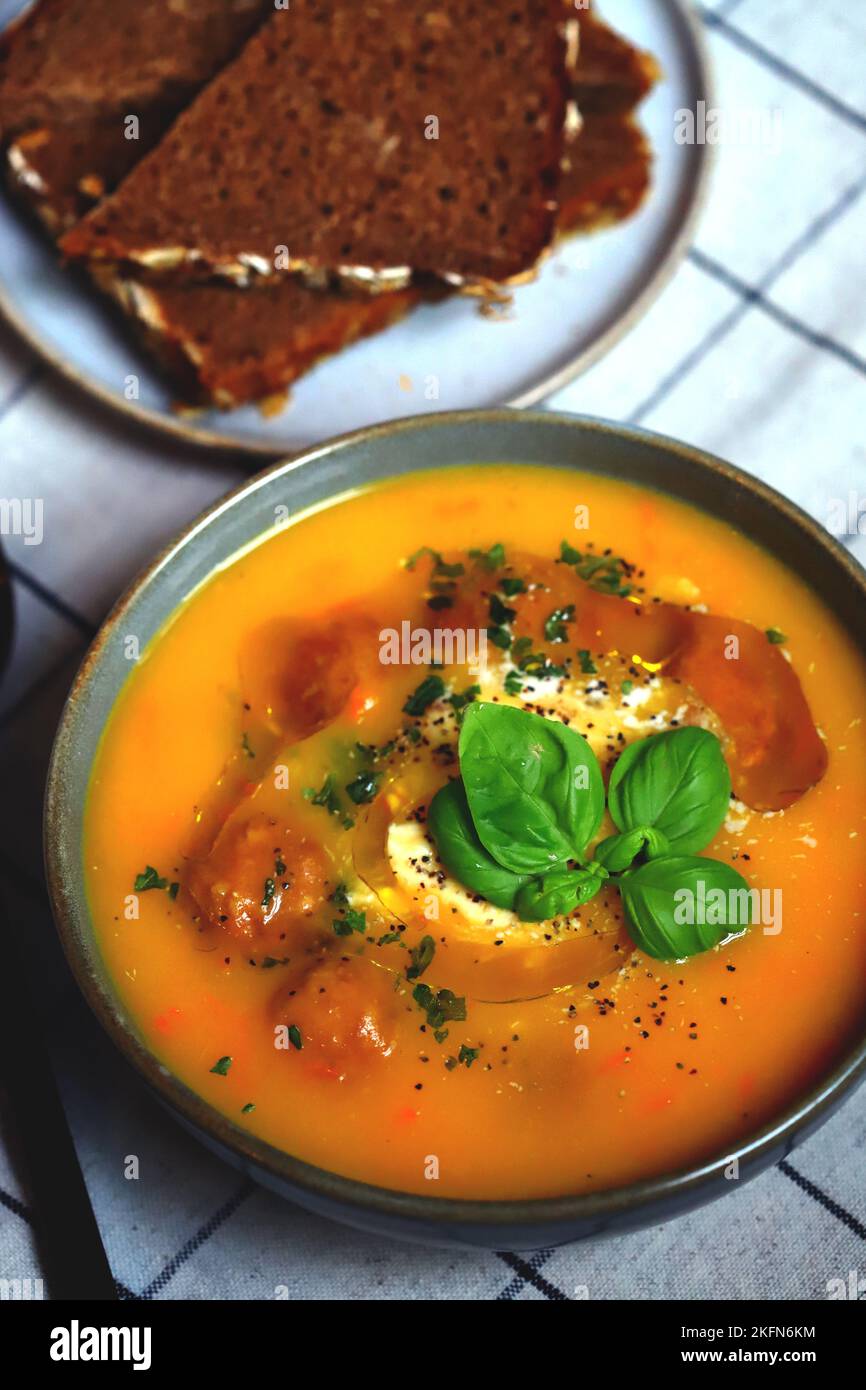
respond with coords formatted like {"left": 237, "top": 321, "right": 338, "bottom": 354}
{"left": 594, "top": 826, "right": 671, "bottom": 873}
{"left": 619, "top": 855, "right": 753, "bottom": 960}
{"left": 514, "top": 866, "right": 605, "bottom": 923}
{"left": 427, "top": 779, "right": 530, "bottom": 909}
{"left": 458, "top": 703, "right": 604, "bottom": 874}
{"left": 608, "top": 727, "right": 731, "bottom": 854}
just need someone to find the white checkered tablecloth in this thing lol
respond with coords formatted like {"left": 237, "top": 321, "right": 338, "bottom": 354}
{"left": 1, "top": 0, "right": 865, "bottom": 1301}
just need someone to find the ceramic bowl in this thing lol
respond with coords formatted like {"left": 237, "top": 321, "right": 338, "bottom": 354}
{"left": 45, "top": 410, "right": 866, "bottom": 1248}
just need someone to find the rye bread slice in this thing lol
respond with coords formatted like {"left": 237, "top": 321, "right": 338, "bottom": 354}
{"left": 61, "top": 0, "right": 575, "bottom": 291}
{"left": 102, "top": 18, "right": 656, "bottom": 413}
{"left": 0, "top": 0, "right": 270, "bottom": 232}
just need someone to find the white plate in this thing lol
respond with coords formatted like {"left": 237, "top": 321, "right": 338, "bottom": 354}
{"left": 0, "top": 0, "right": 711, "bottom": 456}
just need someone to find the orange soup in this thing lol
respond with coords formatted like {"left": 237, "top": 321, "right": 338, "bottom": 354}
{"left": 84, "top": 466, "right": 866, "bottom": 1200}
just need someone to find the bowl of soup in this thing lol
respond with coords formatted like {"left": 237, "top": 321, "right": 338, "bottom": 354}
{"left": 45, "top": 410, "right": 866, "bottom": 1248}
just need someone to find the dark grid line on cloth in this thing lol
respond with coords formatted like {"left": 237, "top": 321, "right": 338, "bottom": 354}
{"left": 496, "top": 1248, "right": 567, "bottom": 1300}
{"left": 6, "top": 560, "right": 97, "bottom": 640}
{"left": 0, "top": 1183, "right": 30, "bottom": 1223}
{"left": 135, "top": 1178, "right": 256, "bottom": 1300}
{"left": 0, "top": 361, "right": 44, "bottom": 428}
{"left": 628, "top": 169, "right": 866, "bottom": 425}
{"left": 688, "top": 246, "right": 866, "bottom": 378}
{"left": 779, "top": 1160, "right": 866, "bottom": 1242}
{"left": 697, "top": 5, "right": 866, "bottom": 137}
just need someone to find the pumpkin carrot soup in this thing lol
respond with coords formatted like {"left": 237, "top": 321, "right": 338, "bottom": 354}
{"left": 84, "top": 466, "right": 866, "bottom": 1200}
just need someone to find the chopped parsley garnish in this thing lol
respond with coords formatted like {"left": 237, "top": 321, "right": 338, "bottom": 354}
{"left": 304, "top": 774, "right": 355, "bottom": 829}
{"left": 377, "top": 931, "right": 404, "bottom": 946}
{"left": 766, "top": 628, "right": 787, "bottom": 645}
{"left": 406, "top": 548, "right": 465, "bottom": 610}
{"left": 621, "top": 679, "right": 634, "bottom": 695}
{"left": 275, "top": 857, "right": 286, "bottom": 877}
{"left": 332, "top": 908, "right": 366, "bottom": 937}
{"left": 544, "top": 605, "right": 575, "bottom": 643}
{"left": 483, "top": 581, "right": 523, "bottom": 653}
{"left": 307, "top": 773, "right": 341, "bottom": 813}
{"left": 447, "top": 684, "right": 481, "bottom": 718}
{"left": 403, "top": 673, "right": 446, "bottom": 716}
{"left": 356, "top": 738, "right": 395, "bottom": 762}
{"left": 412, "top": 983, "right": 467, "bottom": 1030}
{"left": 469, "top": 542, "right": 506, "bottom": 571}
{"left": 406, "top": 935, "right": 435, "bottom": 981}
{"left": 134, "top": 866, "right": 167, "bottom": 892}
{"left": 134, "top": 866, "right": 180, "bottom": 899}
{"left": 287, "top": 1025, "right": 303, "bottom": 1051}
{"left": 500, "top": 576, "right": 526, "bottom": 597}
{"left": 330, "top": 882, "right": 350, "bottom": 906}
{"left": 504, "top": 670, "right": 525, "bottom": 695}
{"left": 458, "top": 1045, "right": 480, "bottom": 1068}
{"left": 241, "top": 732, "right": 255, "bottom": 759}
{"left": 510, "top": 636, "right": 568, "bottom": 681}
{"left": 558, "top": 540, "right": 633, "bottom": 597}
{"left": 577, "top": 649, "right": 598, "bottom": 675}
{"left": 210, "top": 1056, "right": 232, "bottom": 1076}
{"left": 406, "top": 547, "right": 465, "bottom": 579}
{"left": 345, "top": 769, "right": 383, "bottom": 805}
{"left": 241, "top": 1102, "right": 256, "bottom": 1115}
{"left": 261, "top": 878, "right": 276, "bottom": 910}
{"left": 260, "top": 956, "right": 290, "bottom": 969}
{"left": 486, "top": 625, "right": 512, "bottom": 651}
{"left": 489, "top": 593, "right": 517, "bottom": 626}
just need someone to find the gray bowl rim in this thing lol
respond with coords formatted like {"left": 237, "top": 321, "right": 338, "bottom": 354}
{"left": 44, "top": 407, "right": 866, "bottom": 1233}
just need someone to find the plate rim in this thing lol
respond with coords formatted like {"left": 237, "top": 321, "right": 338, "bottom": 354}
{"left": 0, "top": 0, "right": 715, "bottom": 458}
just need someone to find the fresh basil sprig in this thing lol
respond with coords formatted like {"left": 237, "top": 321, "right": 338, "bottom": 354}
{"left": 458, "top": 703, "right": 605, "bottom": 874}
{"left": 425, "top": 703, "right": 752, "bottom": 962}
